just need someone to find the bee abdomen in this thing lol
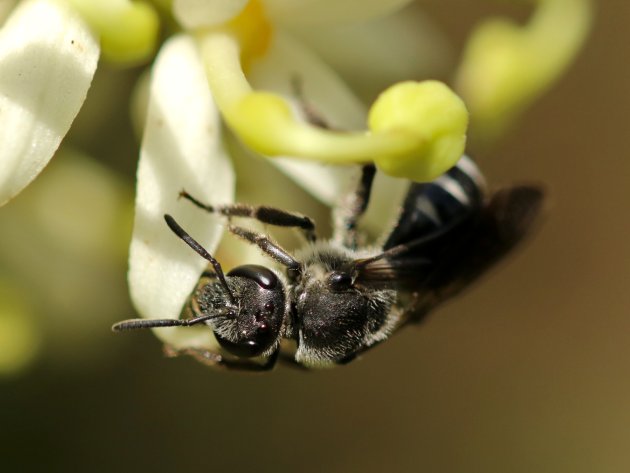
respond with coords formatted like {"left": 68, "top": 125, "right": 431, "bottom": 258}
{"left": 384, "top": 155, "right": 485, "bottom": 249}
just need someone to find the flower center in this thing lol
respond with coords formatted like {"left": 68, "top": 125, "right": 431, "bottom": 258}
{"left": 226, "top": 0, "right": 272, "bottom": 69}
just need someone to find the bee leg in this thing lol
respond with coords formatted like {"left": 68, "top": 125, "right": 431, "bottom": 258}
{"left": 291, "top": 75, "right": 376, "bottom": 249}
{"left": 337, "top": 353, "right": 358, "bottom": 365}
{"left": 290, "top": 75, "right": 331, "bottom": 129}
{"left": 333, "top": 164, "right": 377, "bottom": 249}
{"left": 179, "top": 190, "right": 317, "bottom": 243}
{"left": 227, "top": 224, "right": 302, "bottom": 273}
{"left": 164, "top": 345, "right": 279, "bottom": 372}
{"left": 276, "top": 352, "right": 312, "bottom": 371}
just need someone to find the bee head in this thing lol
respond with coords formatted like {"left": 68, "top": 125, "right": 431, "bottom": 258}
{"left": 202, "top": 265, "right": 285, "bottom": 358}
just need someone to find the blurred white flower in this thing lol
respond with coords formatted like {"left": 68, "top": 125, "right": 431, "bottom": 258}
{"left": 0, "top": 0, "right": 159, "bottom": 207}
{"left": 0, "top": 0, "right": 99, "bottom": 206}
{"left": 130, "top": 0, "right": 460, "bottom": 349}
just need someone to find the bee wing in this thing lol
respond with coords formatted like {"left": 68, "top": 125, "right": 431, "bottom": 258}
{"left": 355, "top": 185, "right": 545, "bottom": 318}
{"left": 352, "top": 256, "right": 434, "bottom": 286}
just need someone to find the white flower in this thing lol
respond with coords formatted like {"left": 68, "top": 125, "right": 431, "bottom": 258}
{"left": 129, "top": 35, "right": 235, "bottom": 350}
{"left": 0, "top": 0, "right": 159, "bottom": 207}
{"left": 0, "top": 0, "right": 592, "bottom": 358}
{"left": 128, "top": 0, "right": 469, "bottom": 349}
{"left": 0, "top": 0, "right": 99, "bottom": 206}
{"left": 173, "top": 0, "right": 414, "bottom": 29}
{"left": 189, "top": 0, "right": 467, "bottom": 183}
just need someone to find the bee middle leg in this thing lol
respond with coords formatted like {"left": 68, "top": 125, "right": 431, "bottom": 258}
{"left": 290, "top": 75, "right": 331, "bottom": 130}
{"left": 290, "top": 75, "right": 376, "bottom": 249}
{"left": 179, "top": 190, "right": 317, "bottom": 243}
{"left": 333, "top": 164, "right": 377, "bottom": 250}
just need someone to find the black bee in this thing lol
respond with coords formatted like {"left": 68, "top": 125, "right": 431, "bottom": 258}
{"left": 113, "top": 156, "right": 543, "bottom": 371}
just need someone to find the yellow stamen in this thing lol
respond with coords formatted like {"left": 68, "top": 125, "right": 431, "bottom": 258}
{"left": 198, "top": 10, "right": 468, "bottom": 182}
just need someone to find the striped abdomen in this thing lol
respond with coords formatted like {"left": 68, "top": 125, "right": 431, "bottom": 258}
{"left": 383, "top": 155, "right": 486, "bottom": 250}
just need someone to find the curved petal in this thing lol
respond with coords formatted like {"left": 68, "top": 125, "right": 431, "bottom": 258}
{"left": 0, "top": 0, "right": 99, "bottom": 206}
{"left": 247, "top": 30, "right": 367, "bottom": 205}
{"left": 286, "top": 4, "right": 452, "bottom": 101}
{"left": 264, "top": 0, "right": 413, "bottom": 25}
{"left": 128, "top": 35, "right": 234, "bottom": 349}
{"left": 361, "top": 172, "right": 410, "bottom": 242}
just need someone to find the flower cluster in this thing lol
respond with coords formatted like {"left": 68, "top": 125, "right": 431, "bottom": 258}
{"left": 0, "top": 0, "right": 592, "bottom": 367}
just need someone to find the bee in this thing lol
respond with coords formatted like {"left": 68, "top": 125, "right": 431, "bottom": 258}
{"left": 113, "top": 156, "right": 543, "bottom": 371}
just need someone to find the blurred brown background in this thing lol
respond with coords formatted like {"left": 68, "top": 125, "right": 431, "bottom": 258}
{"left": 1, "top": 1, "right": 629, "bottom": 472}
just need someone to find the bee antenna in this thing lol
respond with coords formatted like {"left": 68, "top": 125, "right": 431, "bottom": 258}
{"left": 112, "top": 314, "right": 216, "bottom": 332}
{"left": 164, "top": 214, "right": 236, "bottom": 305}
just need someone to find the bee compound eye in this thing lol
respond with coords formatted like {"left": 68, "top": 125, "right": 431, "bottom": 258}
{"left": 214, "top": 316, "right": 278, "bottom": 358}
{"left": 328, "top": 272, "right": 353, "bottom": 291}
{"left": 214, "top": 332, "right": 264, "bottom": 358}
{"left": 227, "top": 265, "right": 278, "bottom": 289}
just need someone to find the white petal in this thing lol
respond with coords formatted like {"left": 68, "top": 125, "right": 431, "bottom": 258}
{"left": 266, "top": 158, "right": 356, "bottom": 206}
{"left": 286, "top": 4, "right": 452, "bottom": 101}
{"left": 248, "top": 30, "right": 366, "bottom": 205}
{"left": 173, "top": 0, "right": 248, "bottom": 29}
{"left": 362, "top": 172, "right": 410, "bottom": 242}
{"left": 129, "top": 35, "right": 234, "bottom": 349}
{"left": 264, "top": 0, "right": 413, "bottom": 24}
{"left": 0, "top": 0, "right": 99, "bottom": 206}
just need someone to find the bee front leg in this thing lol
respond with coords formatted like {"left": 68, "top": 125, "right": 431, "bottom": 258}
{"left": 164, "top": 345, "right": 279, "bottom": 372}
